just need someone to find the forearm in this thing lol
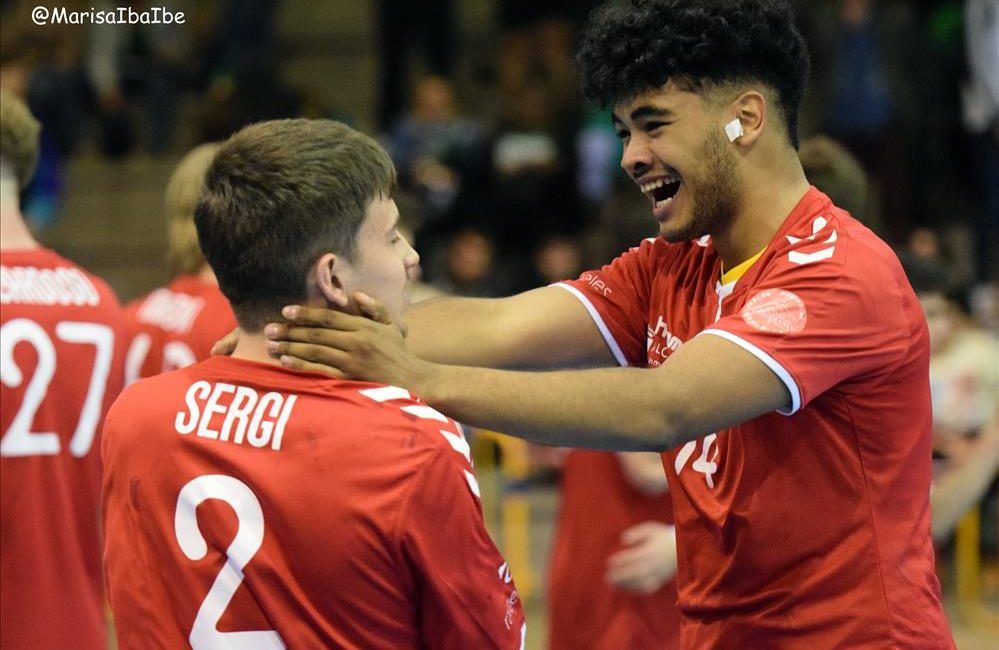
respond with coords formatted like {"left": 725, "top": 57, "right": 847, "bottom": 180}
{"left": 414, "top": 364, "right": 689, "bottom": 451}
{"left": 406, "top": 334, "right": 789, "bottom": 452}
{"left": 406, "top": 288, "right": 615, "bottom": 369}
{"left": 406, "top": 296, "right": 509, "bottom": 365}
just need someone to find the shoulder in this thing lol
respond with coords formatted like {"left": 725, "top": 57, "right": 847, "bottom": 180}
{"left": 766, "top": 206, "right": 905, "bottom": 291}
{"left": 109, "top": 364, "right": 193, "bottom": 416}
{"left": 1, "top": 247, "right": 122, "bottom": 312}
{"left": 350, "top": 384, "right": 471, "bottom": 463}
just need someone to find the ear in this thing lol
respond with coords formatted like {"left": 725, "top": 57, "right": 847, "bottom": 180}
{"left": 312, "top": 252, "right": 351, "bottom": 308}
{"left": 727, "top": 90, "right": 766, "bottom": 147}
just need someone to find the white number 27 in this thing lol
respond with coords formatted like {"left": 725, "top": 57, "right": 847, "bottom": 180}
{"left": 175, "top": 475, "right": 286, "bottom": 650}
{"left": 1, "top": 318, "right": 114, "bottom": 457}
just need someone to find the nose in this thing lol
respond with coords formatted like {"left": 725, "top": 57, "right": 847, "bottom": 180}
{"left": 620, "top": 134, "right": 652, "bottom": 177}
{"left": 402, "top": 235, "right": 420, "bottom": 271}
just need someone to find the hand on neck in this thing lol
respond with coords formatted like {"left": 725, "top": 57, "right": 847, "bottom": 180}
{"left": 230, "top": 328, "right": 285, "bottom": 367}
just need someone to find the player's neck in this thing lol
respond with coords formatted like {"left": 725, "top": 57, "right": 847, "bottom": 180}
{"left": 711, "top": 157, "right": 809, "bottom": 268}
{"left": 230, "top": 329, "right": 285, "bottom": 367}
{"left": 196, "top": 263, "right": 219, "bottom": 286}
{"left": 0, "top": 169, "right": 39, "bottom": 250}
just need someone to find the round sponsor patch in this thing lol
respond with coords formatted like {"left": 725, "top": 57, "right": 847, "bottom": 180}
{"left": 741, "top": 289, "right": 807, "bottom": 333}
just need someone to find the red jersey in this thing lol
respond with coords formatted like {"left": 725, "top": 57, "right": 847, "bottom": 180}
{"left": 548, "top": 451, "right": 681, "bottom": 650}
{"left": 1, "top": 247, "right": 127, "bottom": 650}
{"left": 102, "top": 355, "right": 525, "bottom": 649}
{"left": 124, "top": 274, "right": 237, "bottom": 381}
{"left": 557, "top": 188, "right": 953, "bottom": 648}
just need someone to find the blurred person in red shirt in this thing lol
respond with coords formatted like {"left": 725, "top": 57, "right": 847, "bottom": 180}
{"left": 549, "top": 451, "right": 680, "bottom": 650}
{"left": 1, "top": 93, "right": 127, "bottom": 650}
{"left": 124, "top": 142, "right": 237, "bottom": 382}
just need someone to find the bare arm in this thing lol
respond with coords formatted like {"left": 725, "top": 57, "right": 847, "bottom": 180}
{"left": 405, "top": 287, "right": 617, "bottom": 369}
{"left": 930, "top": 414, "right": 999, "bottom": 545}
{"left": 606, "top": 522, "right": 677, "bottom": 594}
{"left": 411, "top": 333, "right": 789, "bottom": 450}
{"left": 270, "top": 308, "right": 790, "bottom": 452}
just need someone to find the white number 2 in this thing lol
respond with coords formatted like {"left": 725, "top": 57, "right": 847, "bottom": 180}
{"left": 174, "top": 475, "right": 286, "bottom": 650}
{"left": 1, "top": 318, "right": 114, "bottom": 457}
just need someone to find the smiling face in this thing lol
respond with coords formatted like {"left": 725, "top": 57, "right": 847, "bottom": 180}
{"left": 335, "top": 196, "right": 420, "bottom": 332}
{"left": 613, "top": 83, "right": 742, "bottom": 243}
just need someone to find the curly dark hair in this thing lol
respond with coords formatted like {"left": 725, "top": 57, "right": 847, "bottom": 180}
{"left": 577, "top": 0, "right": 810, "bottom": 147}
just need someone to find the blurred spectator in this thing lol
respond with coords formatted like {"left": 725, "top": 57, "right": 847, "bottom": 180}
{"left": 433, "top": 228, "right": 507, "bottom": 297}
{"left": 0, "top": 5, "right": 90, "bottom": 227}
{"left": 970, "top": 281, "right": 999, "bottom": 334}
{"left": 962, "top": 0, "right": 999, "bottom": 282}
{"left": 87, "top": 0, "right": 192, "bottom": 156}
{"left": 197, "top": 0, "right": 300, "bottom": 142}
{"left": 906, "top": 257, "right": 999, "bottom": 545}
{"left": 490, "top": 78, "right": 583, "bottom": 259}
{"left": 386, "top": 75, "right": 490, "bottom": 253}
{"left": 799, "top": 134, "right": 875, "bottom": 230}
{"left": 521, "top": 234, "right": 583, "bottom": 292}
{"left": 576, "top": 107, "right": 621, "bottom": 212}
{"left": 586, "top": 174, "right": 658, "bottom": 268}
{"left": 922, "top": 286, "right": 997, "bottom": 447}
{"left": 376, "top": 0, "right": 455, "bottom": 130}
{"left": 907, "top": 227, "right": 946, "bottom": 264}
{"left": 798, "top": 0, "right": 918, "bottom": 242}
{"left": 495, "top": 0, "right": 593, "bottom": 119}
{"left": 826, "top": 0, "right": 915, "bottom": 242}
{"left": 931, "top": 415, "right": 999, "bottom": 545}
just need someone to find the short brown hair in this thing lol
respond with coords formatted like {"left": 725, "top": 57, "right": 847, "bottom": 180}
{"left": 0, "top": 93, "right": 41, "bottom": 189}
{"left": 195, "top": 119, "right": 396, "bottom": 331}
{"left": 165, "top": 142, "right": 221, "bottom": 277}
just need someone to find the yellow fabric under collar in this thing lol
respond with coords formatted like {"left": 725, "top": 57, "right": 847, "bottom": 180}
{"left": 720, "top": 248, "right": 766, "bottom": 286}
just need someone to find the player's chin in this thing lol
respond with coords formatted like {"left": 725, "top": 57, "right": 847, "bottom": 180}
{"left": 658, "top": 219, "right": 698, "bottom": 244}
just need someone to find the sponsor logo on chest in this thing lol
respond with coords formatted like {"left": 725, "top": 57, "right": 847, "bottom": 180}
{"left": 646, "top": 314, "right": 684, "bottom": 366}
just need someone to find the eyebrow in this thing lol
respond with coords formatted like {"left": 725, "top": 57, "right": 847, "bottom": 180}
{"left": 612, "top": 105, "right": 676, "bottom": 126}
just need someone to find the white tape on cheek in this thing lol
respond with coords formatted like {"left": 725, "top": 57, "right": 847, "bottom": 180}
{"left": 725, "top": 118, "right": 744, "bottom": 142}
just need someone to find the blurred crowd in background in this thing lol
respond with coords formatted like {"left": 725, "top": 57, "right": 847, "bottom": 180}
{"left": 1, "top": 0, "right": 997, "bottom": 599}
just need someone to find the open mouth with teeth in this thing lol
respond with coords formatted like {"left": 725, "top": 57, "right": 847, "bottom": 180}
{"left": 641, "top": 177, "right": 683, "bottom": 210}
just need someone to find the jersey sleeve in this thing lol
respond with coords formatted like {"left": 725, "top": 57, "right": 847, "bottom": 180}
{"left": 553, "top": 240, "right": 656, "bottom": 367}
{"left": 397, "top": 447, "right": 526, "bottom": 650}
{"left": 700, "top": 234, "right": 915, "bottom": 414}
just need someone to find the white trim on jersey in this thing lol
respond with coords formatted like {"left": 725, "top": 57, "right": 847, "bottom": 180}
{"left": 359, "top": 385, "right": 412, "bottom": 402}
{"left": 401, "top": 404, "right": 449, "bottom": 422}
{"left": 697, "top": 328, "right": 801, "bottom": 415}
{"left": 440, "top": 429, "right": 471, "bottom": 463}
{"left": 463, "top": 470, "right": 481, "bottom": 497}
{"left": 551, "top": 282, "right": 629, "bottom": 367}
